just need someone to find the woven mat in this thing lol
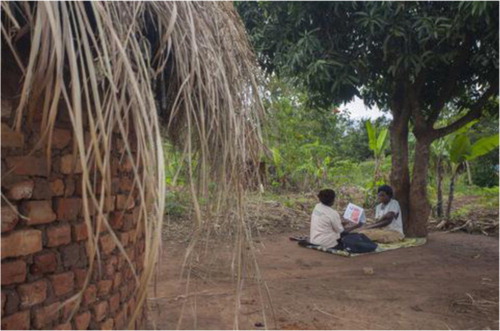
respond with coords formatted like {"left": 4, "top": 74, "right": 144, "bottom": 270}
{"left": 290, "top": 236, "right": 427, "bottom": 257}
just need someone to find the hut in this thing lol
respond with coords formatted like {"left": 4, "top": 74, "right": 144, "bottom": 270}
{"left": 1, "top": 2, "right": 262, "bottom": 329}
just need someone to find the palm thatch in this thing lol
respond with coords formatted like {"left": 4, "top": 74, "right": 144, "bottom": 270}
{"left": 1, "top": 1, "right": 263, "bottom": 328}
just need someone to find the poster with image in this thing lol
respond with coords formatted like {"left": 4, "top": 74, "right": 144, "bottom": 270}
{"left": 343, "top": 203, "right": 366, "bottom": 224}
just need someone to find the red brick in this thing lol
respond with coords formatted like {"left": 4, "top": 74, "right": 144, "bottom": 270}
{"left": 119, "top": 232, "right": 129, "bottom": 247}
{"left": 73, "top": 268, "right": 88, "bottom": 289}
{"left": 113, "top": 272, "right": 122, "bottom": 291}
{"left": 122, "top": 213, "right": 136, "bottom": 231}
{"left": 94, "top": 215, "right": 109, "bottom": 233}
{"left": 55, "top": 197, "right": 82, "bottom": 221}
{"left": 60, "top": 154, "right": 83, "bottom": 174}
{"left": 3, "top": 290, "right": 20, "bottom": 315}
{"left": 61, "top": 243, "right": 83, "bottom": 268}
{"left": 114, "top": 308, "right": 126, "bottom": 329}
{"left": 33, "top": 301, "right": 60, "bottom": 329}
{"left": 119, "top": 157, "right": 134, "bottom": 173}
{"left": 18, "top": 279, "right": 47, "bottom": 308}
{"left": 1, "top": 205, "right": 19, "bottom": 233}
{"left": 54, "top": 322, "right": 72, "bottom": 330}
{"left": 111, "top": 159, "right": 119, "bottom": 176}
{"left": 52, "top": 128, "right": 72, "bottom": 149}
{"left": 116, "top": 255, "right": 126, "bottom": 270}
{"left": 109, "top": 212, "right": 124, "bottom": 230}
{"left": 109, "top": 293, "right": 120, "bottom": 313}
{"left": 1, "top": 260, "right": 26, "bottom": 285}
{"left": 64, "top": 177, "right": 75, "bottom": 196}
{"left": 99, "top": 234, "right": 116, "bottom": 254}
{"left": 5, "top": 156, "right": 47, "bottom": 176}
{"left": 31, "top": 251, "right": 58, "bottom": 275}
{"left": 125, "top": 247, "right": 135, "bottom": 262}
{"left": 92, "top": 300, "right": 108, "bottom": 322}
{"left": 31, "top": 178, "right": 54, "bottom": 199}
{"left": 74, "top": 311, "right": 91, "bottom": 330}
{"left": 73, "top": 222, "right": 89, "bottom": 242}
{"left": 105, "top": 264, "right": 115, "bottom": 279}
{"left": 119, "top": 177, "right": 134, "bottom": 192}
{"left": 5, "top": 180, "right": 34, "bottom": 200}
{"left": 97, "top": 279, "right": 113, "bottom": 296}
{"left": 116, "top": 138, "right": 126, "bottom": 153}
{"left": 83, "top": 285, "right": 97, "bottom": 306}
{"left": 109, "top": 255, "right": 118, "bottom": 268}
{"left": 1, "top": 123, "right": 24, "bottom": 148}
{"left": 103, "top": 196, "right": 115, "bottom": 212}
{"left": 50, "top": 179, "right": 65, "bottom": 196}
{"left": 116, "top": 194, "right": 135, "bottom": 210}
{"left": 84, "top": 131, "right": 91, "bottom": 148}
{"left": 50, "top": 272, "right": 74, "bottom": 296}
{"left": 100, "top": 318, "right": 114, "bottom": 330}
{"left": 47, "top": 223, "right": 71, "bottom": 247}
{"left": 62, "top": 300, "right": 78, "bottom": 320}
{"left": 1, "top": 310, "right": 30, "bottom": 330}
{"left": 120, "top": 286, "right": 128, "bottom": 302}
{"left": 127, "top": 297, "right": 136, "bottom": 317}
{"left": 1, "top": 229, "right": 42, "bottom": 258}
{"left": 21, "top": 200, "right": 57, "bottom": 225}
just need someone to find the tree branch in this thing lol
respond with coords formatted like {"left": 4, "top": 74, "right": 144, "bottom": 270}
{"left": 432, "top": 86, "right": 497, "bottom": 139}
{"left": 427, "top": 34, "right": 473, "bottom": 125}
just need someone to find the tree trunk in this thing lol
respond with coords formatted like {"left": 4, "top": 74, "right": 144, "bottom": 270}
{"left": 446, "top": 170, "right": 458, "bottom": 219}
{"left": 436, "top": 158, "right": 444, "bottom": 218}
{"left": 389, "top": 112, "right": 410, "bottom": 233}
{"left": 407, "top": 138, "right": 432, "bottom": 236}
{"left": 465, "top": 161, "right": 473, "bottom": 185}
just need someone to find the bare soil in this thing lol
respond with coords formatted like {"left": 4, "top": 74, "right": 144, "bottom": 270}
{"left": 148, "top": 231, "right": 499, "bottom": 330}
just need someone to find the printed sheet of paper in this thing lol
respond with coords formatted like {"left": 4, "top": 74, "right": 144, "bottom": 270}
{"left": 343, "top": 203, "right": 366, "bottom": 224}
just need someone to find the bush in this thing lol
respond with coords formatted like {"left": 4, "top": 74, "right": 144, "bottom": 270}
{"left": 471, "top": 149, "right": 499, "bottom": 187}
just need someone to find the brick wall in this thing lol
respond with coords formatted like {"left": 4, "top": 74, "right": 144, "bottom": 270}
{"left": 1, "top": 96, "right": 148, "bottom": 329}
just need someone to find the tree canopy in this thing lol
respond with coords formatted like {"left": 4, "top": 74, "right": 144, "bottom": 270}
{"left": 238, "top": 1, "right": 498, "bottom": 117}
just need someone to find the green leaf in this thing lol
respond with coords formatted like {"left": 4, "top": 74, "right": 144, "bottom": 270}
{"left": 467, "top": 134, "right": 499, "bottom": 160}
{"left": 376, "top": 128, "right": 388, "bottom": 154}
{"left": 449, "top": 134, "right": 471, "bottom": 164}
{"left": 365, "top": 121, "right": 377, "bottom": 151}
{"left": 271, "top": 147, "right": 282, "bottom": 166}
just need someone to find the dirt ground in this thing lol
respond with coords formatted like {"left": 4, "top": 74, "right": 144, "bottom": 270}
{"left": 148, "top": 231, "right": 499, "bottom": 330}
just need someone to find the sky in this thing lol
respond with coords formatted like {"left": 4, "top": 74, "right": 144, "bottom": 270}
{"left": 342, "top": 96, "right": 391, "bottom": 121}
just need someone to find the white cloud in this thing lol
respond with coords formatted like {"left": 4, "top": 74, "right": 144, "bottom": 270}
{"left": 342, "top": 96, "right": 392, "bottom": 121}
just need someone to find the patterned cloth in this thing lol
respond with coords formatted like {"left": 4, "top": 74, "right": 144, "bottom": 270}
{"left": 359, "top": 228, "right": 404, "bottom": 243}
{"left": 291, "top": 236, "right": 427, "bottom": 257}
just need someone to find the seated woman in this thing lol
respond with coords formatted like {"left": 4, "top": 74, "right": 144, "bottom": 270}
{"left": 310, "top": 189, "right": 360, "bottom": 249}
{"left": 359, "top": 185, "right": 405, "bottom": 244}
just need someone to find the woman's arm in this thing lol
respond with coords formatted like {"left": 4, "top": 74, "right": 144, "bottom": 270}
{"left": 344, "top": 222, "right": 363, "bottom": 233}
{"left": 363, "top": 212, "right": 398, "bottom": 229}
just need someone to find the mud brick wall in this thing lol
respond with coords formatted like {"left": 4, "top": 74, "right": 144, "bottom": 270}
{"left": 1, "top": 98, "right": 147, "bottom": 329}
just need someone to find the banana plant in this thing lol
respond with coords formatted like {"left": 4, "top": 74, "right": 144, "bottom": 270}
{"left": 365, "top": 120, "right": 389, "bottom": 190}
{"left": 445, "top": 129, "right": 499, "bottom": 219}
{"left": 430, "top": 138, "right": 449, "bottom": 218}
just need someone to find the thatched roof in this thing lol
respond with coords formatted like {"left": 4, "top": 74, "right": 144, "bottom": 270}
{"left": 1, "top": 1, "right": 263, "bottom": 327}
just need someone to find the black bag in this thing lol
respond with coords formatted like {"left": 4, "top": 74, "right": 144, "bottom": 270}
{"left": 337, "top": 233, "right": 377, "bottom": 253}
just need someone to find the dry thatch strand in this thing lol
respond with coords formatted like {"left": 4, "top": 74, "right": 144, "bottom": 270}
{"left": 2, "top": 1, "right": 263, "bottom": 328}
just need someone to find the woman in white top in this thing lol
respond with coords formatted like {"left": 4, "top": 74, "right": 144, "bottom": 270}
{"left": 310, "top": 189, "right": 361, "bottom": 248}
{"left": 359, "top": 185, "right": 405, "bottom": 243}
